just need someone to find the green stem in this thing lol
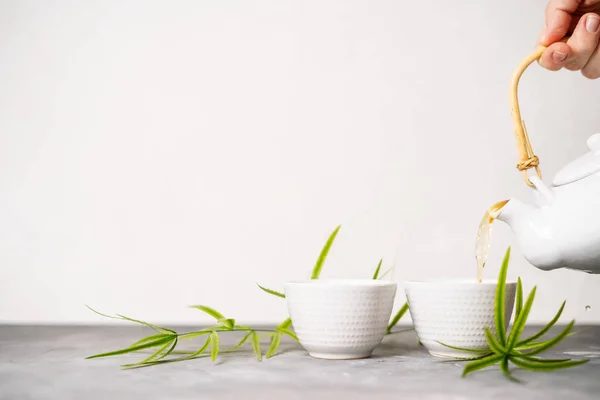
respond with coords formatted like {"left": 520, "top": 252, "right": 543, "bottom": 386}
{"left": 178, "top": 328, "right": 276, "bottom": 338}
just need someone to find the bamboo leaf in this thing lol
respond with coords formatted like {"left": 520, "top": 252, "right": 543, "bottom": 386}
{"left": 495, "top": 247, "right": 511, "bottom": 346}
{"left": 256, "top": 283, "right": 286, "bottom": 298}
{"left": 386, "top": 302, "right": 409, "bottom": 334}
{"left": 188, "top": 336, "right": 212, "bottom": 359}
{"left": 437, "top": 341, "right": 493, "bottom": 357}
{"left": 311, "top": 225, "right": 341, "bottom": 279}
{"left": 86, "top": 336, "right": 173, "bottom": 359}
{"left": 223, "top": 331, "right": 253, "bottom": 353}
{"left": 524, "top": 320, "right": 575, "bottom": 356}
{"left": 129, "top": 333, "right": 171, "bottom": 348}
{"left": 514, "top": 332, "right": 577, "bottom": 351}
{"left": 122, "top": 338, "right": 210, "bottom": 369}
{"left": 116, "top": 314, "right": 176, "bottom": 334}
{"left": 462, "top": 354, "right": 504, "bottom": 377}
{"left": 506, "top": 286, "right": 537, "bottom": 350}
{"left": 121, "top": 353, "right": 209, "bottom": 369}
{"left": 218, "top": 318, "right": 235, "bottom": 330}
{"left": 232, "top": 324, "right": 253, "bottom": 331}
{"left": 517, "top": 301, "right": 566, "bottom": 347}
{"left": 515, "top": 277, "right": 523, "bottom": 322}
{"left": 484, "top": 328, "right": 506, "bottom": 355}
{"left": 251, "top": 331, "right": 262, "bottom": 362}
{"left": 517, "top": 355, "right": 574, "bottom": 363}
{"left": 86, "top": 306, "right": 174, "bottom": 334}
{"left": 179, "top": 329, "right": 218, "bottom": 340}
{"left": 210, "top": 331, "right": 220, "bottom": 362}
{"left": 277, "top": 318, "right": 292, "bottom": 330}
{"left": 276, "top": 327, "right": 298, "bottom": 342}
{"left": 266, "top": 332, "right": 282, "bottom": 359}
{"left": 510, "top": 355, "right": 588, "bottom": 371}
{"left": 372, "top": 259, "right": 383, "bottom": 280}
{"left": 138, "top": 337, "right": 178, "bottom": 364}
{"left": 190, "top": 305, "right": 226, "bottom": 321}
{"left": 499, "top": 356, "right": 520, "bottom": 383}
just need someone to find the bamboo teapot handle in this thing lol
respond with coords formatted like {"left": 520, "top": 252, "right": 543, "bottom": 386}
{"left": 510, "top": 46, "right": 547, "bottom": 187}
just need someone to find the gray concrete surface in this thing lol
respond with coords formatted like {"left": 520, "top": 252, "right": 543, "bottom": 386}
{"left": 0, "top": 325, "right": 599, "bottom": 400}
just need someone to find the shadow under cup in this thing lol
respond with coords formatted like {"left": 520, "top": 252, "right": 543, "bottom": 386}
{"left": 284, "top": 279, "right": 397, "bottom": 360}
{"left": 405, "top": 279, "right": 517, "bottom": 359}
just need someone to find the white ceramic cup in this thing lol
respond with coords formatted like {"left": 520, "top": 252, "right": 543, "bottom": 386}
{"left": 404, "top": 279, "right": 517, "bottom": 359}
{"left": 284, "top": 279, "right": 397, "bottom": 360}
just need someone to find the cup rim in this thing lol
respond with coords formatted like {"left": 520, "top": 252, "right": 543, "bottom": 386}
{"left": 405, "top": 279, "right": 517, "bottom": 286}
{"left": 284, "top": 279, "right": 397, "bottom": 288}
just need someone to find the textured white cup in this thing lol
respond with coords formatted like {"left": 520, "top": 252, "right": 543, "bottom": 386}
{"left": 284, "top": 279, "right": 397, "bottom": 360}
{"left": 405, "top": 279, "right": 516, "bottom": 359}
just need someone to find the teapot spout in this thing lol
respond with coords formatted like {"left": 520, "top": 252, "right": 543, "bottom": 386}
{"left": 495, "top": 198, "right": 533, "bottom": 226}
{"left": 495, "top": 199, "right": 562, "bottom": 271}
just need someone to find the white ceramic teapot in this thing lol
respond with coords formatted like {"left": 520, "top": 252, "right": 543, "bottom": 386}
{"left": 496, "top": 133, "right": 600, "bottom": 273}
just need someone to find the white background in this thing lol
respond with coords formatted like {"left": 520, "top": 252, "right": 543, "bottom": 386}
{"left": 1, "top": 0, "right": 599, "bottom": 325}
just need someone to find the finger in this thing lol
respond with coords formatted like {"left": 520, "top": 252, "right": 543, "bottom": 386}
{"left": 541, "top": 0, "right": 582, "bottom": 45}
{"left": 564, "top": 13, "right": 600, "bottom": 70}
{"left": 582, "top": 42, "right": 600, "bottom": 78}
{"left": 539, "top": 42, "right": 572, "bottom": 70}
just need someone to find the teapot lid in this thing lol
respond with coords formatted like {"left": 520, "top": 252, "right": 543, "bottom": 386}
{"left": 553, "top": 133, "right": 600, "bottom": 186}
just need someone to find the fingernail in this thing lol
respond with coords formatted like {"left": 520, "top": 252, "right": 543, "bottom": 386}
{"left": 586, "top": 15, "right": 600, "bottom": 33}
{"left": 552, "top": 51, "right": 567, "bottom": 62}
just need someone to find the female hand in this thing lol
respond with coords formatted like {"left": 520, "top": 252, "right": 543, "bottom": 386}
{"left": 538, "top": 0, "right": 600, "bottom": 79}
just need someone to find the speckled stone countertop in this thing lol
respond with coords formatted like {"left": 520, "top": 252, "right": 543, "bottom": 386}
{"left": 0, "top": 325, "right": 598, "bottom": 400}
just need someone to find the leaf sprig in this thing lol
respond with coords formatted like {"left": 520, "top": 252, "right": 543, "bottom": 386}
{"left": 256, "top": 225, "right": 410, "bottom": 334}
{"left": 87, "top": 225, "right": 409, "bottom": 368}
{"left": 441, "top": 248, "right": 588, "bottom": 381}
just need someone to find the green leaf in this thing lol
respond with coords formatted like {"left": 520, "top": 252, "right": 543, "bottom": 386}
{"left": 256, "top": 283, "right": 286, "bottom": 298}
{"left": 517, "top": 354, "right": 574, "bottom": 363}
{"left": 311, "top": 225, "right": 341, "bottom": 279}
{"left": 276, "top": 327, "right": 299, "bottom": 342}
{"left": 190, "top": 305, "right": 226, "bottom": 321}
{"left": 515, "top": 277, "right": 523, "bottom": 322}
{"left": 251, "top": 331, "right": 262, "bottom": 362}
{"left": 86, "top": 336, "right": 173, "bottom": 359}
{"left": 437, "top": 341, "right": 493, "bottom": 357}
{"left": 232, "top": 324, "right": 253, "bottom": 331}
{"left": 223, "top": 331, "right": 253, "bottom": 353}
{"left": 188, "top": 336, "right": 212, "bottom": 359}
{"left": 506, "top": 286, "right": 537, "bottom": 350}
{"left": 121, "top": 352, "right": 209, "bottom": 369}
{"left": 372, "top": 259, "right": 383, "bottom": 280}
{"left": 129, "top": 333, "right": 172, "bottom": 348}
{"left": 138, "top": 337, "right": 178, "bottom": 364}
{"left": 514, "top": 332, "right": 577, "bottom": 351}
{"left": 524, "top": 320, "right": 575, "bottom": 356}
{"left": 517, "top": 301, "right": 566, "bottom": 347}
{"left": 178, "top": 328, "right": 218, "bottom": 340}
{"left": 494, "top": 247, "right": 511, "bottom": 346}
{"left": 386, "top": 302, "right": 409, "bottom": 334}
{"left": 266, "top": 332, "right": 282, "bottom": 358}
{"left": 218, "top": 318, "right": 235, "bottom": 330}
{"left": 462, "top": 354, "right": 504, "bottom": 377}
{"left": 86, "top": 305, "right": 174, "bottom": 334}
{"left": 277, "top": 318, "right": 292, "bottom": 330}
{"left": 210, "top": 331, "right": 220, "bottom": 362}
{"left": 510, "top": 355, "right": 588, "bottom": 371}
{"left": 116, "top": 314, "right": 176, "bottom": 334}
{"left": 123, "top": 337, "right": 211, "bottom": 369}
{"left": 484, "top": 328, "right": 506, "bottom": 355}
{"left": 499, "top": 356, "right": 520, "bottom": 383}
